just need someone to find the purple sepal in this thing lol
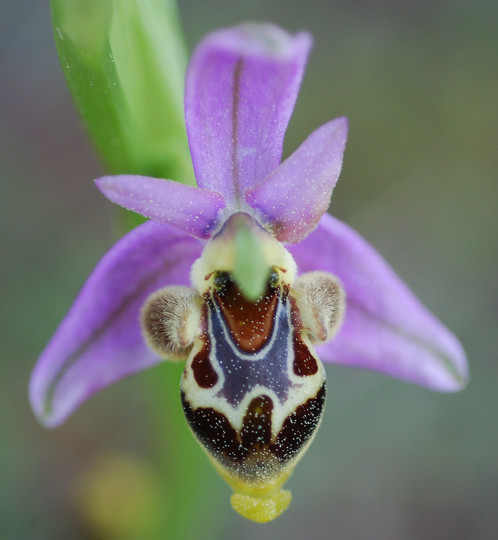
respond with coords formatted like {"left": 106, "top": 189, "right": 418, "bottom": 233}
{"left": 289, "top": 214, "right": 468, "bottom": 391}
{"left": 95, "top": 175, "right": 226, "bottom": 239}
{"left": 30, "top": 222, "right": 202, "bottom": 427}
{"left": 185, "top": 23, "right": 312, "bottom": 204}
{"left": 245, "top": 117, "right": 348, "bottom": 243}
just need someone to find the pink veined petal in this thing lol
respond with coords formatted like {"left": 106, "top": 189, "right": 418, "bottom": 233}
{"left": 185, "top": 23, "right": 312, "bottom": 206}
{"left": 289, "top": 213, "right": 468, "bottom": 391}
{"left": 245, "top": 117, "right": 348, "bottom": 243}
{"left": 29, "top": 221, "right": 203, "bottom": 428}
{"left": 95, "top": 175, "right": 226, "bottom": 239}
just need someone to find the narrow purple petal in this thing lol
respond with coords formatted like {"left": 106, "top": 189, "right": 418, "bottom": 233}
{"left": 185, "top": 23, "right": 312, "bottom": 205}
{"left": 30, "top": 222, "right": 202, "bottom": 427}
{"left": 245, "top": 117, "right": 348, "bottom": 243}
{"left": 96, "top": 175, "right": 226, "bottom": 239}
{"left": 289, "top": 214, "right": 468, "bottom": 391}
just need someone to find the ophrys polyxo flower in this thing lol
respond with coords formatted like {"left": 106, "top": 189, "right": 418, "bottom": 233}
{"left": 30, "top": 24, "right": 468, "bottom": 523}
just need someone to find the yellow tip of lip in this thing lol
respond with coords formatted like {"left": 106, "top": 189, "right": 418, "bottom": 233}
{"left": 230, "top": 490, "right": 292, "bottom": 523}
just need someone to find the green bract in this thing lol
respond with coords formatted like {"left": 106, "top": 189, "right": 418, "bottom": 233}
{"left": 51, "top": 0, "right": 193, "bottom": 182}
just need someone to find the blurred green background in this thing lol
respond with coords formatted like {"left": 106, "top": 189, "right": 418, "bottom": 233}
{"left": 1, "top": 1, "right": 497, "bottom": 538}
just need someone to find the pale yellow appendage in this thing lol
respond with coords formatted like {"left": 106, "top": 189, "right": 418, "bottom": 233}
{"left": 209, "top": 455, "right": 295, "bottom": 523}
{"left": 231, "top": 490, "right": 292, "bottom": 523}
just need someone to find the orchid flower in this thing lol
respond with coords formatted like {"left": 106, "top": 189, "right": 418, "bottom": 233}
{"left": 30, "top": 23, "right": 468, "bottom": 523}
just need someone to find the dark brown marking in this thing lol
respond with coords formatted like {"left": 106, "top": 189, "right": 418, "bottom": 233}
{"left": 240, "top": 395, "right": 273, "bottom": 450}
{"left": 190, "top": 305, "right": 218, "bottom": 388}
{"left": 181, "top": 392, "right": 248, "bottom": 465}
{"left": 191, "top": 335, "right": 218, "bottom": 388}
{"left": 181, "top": 384, "right": 326, "bottom": 482}
{"left": 272, "top": 384, "right": 326, "bottom": 461}
{"left": 289, "top": 296, "right": 319, "bottom": 376}
{"left": 292, "top": 335, "right": 319, "bottom": 376}
{"left": 213, "top": 276, "right": 279, "bottom": 353}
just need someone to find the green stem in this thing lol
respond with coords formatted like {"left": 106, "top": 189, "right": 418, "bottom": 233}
{"left": 145, "top": 362, "right": 226, "bottom": 539}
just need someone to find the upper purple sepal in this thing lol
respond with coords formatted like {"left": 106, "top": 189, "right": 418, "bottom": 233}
{"left": 290, "top": 214, "right": 468, "bottom": 391}
{"left": 185, "top": 23, "right": 312, "bottom": 206}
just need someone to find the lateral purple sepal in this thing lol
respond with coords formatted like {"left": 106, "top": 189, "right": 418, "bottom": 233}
{"left": 245, "top": 117, "right": 348, "bottom": 243}
{"left": 185, "top": 23, "right": 312, "bottom": 204}
{"left": 96, "top": 175, "right": 226, "bottom": 239}
{"left": 29, "top": 222, "right": 202, "bottom": 427}
{"left": 289, "top": 214, "right": 468, "bottom": 391}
